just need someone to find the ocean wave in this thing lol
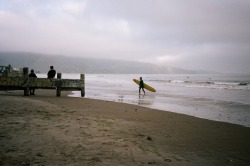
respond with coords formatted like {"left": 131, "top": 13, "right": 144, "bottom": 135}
{"left": 151, "top": 79, "right": 250, "bottom": 91}
{"left": 239, "top": 82, "right": 248, "bottom": 86}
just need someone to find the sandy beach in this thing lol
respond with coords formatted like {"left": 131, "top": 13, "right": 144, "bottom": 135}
{"left": 0, "top": 90, "right": 250, "bottom": 165}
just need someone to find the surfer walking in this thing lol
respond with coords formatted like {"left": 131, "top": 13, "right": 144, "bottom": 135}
{"left": 139, "top": 77, "right": 145, "bottom": 95}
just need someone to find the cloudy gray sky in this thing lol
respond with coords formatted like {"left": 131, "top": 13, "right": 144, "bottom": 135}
{"left": 0, "top": 0, "right": 250, "bottom": 73}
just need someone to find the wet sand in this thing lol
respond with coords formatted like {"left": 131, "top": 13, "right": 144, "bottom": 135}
{"left": 0, "top": 90, "right": 250, "bottom": 165}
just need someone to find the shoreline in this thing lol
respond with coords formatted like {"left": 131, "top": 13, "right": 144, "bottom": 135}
{"left": 1, "top": 90, "right": 250, "bottom": 165}
{"left": 70, "top": 90, "right": 250, "bottom": 128}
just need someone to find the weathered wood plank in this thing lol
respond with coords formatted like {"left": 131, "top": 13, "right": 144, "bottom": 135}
{"left": 0, "top": 77, "right": 24, "bottom": 86}
{"left": 1, "top": 77, "right": 85, "bottom": 91}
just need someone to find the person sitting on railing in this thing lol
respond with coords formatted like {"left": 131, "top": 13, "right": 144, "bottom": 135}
{"left": 47, "top": 66, "right": 56, "bottom": 79}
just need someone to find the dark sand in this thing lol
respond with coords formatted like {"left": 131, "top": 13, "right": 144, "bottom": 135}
{"left": 0, "top": 90, "right": 250, "bottom": 165}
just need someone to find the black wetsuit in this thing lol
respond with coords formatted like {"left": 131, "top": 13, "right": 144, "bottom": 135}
{"left": 139, "top": 80, "right": 145, "bottom": 94}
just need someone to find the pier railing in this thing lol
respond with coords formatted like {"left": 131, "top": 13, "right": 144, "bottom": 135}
{"left": 0, "top": 67, "right": 85, "bottom": 97}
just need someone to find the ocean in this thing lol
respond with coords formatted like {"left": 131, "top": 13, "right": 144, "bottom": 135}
{"left": 38, "top": 73, "right": 250, "bottom": 127}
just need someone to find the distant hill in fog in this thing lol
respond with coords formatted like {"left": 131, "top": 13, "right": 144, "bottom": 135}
{"left": 0, "top": 52, "right": 212, "bottom": 74}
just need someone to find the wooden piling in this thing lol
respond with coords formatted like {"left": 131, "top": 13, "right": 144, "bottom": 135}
{"left": 56, "top": 73, "right": 62, "bottom": 97}
{"left": 80, "top": 74, "right": 85, "bottom": 97}
{"left": 23, "top": 67, "right": 29, "bottom": 96}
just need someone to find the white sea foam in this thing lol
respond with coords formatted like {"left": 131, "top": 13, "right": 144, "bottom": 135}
{"left": 39, "top": 73, "right": 250, "bottom": 127}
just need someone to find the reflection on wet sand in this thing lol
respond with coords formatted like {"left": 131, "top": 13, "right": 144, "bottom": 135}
{"left": 118, "top": 94, "right": 124, "bottom": 102}
{"left": 138, "top": 94, "right": 155, "bottom": 106}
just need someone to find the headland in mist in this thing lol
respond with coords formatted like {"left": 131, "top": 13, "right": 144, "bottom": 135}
{"left": 0, "top": 52, "right": 214, "bottom": 74}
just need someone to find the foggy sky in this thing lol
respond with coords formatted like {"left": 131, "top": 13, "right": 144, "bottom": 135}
{"left": 0, "top": 0, "right": 250, "bottom": 73}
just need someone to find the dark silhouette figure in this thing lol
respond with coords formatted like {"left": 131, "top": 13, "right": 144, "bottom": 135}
{"left": 28, "top": 69, "right": 37, "bottom": 95}
{"left": 47, "top": 66, "right": 56, "bottom": 79}
{"left": 139, "top": 77, "right": 145, "bottom": 95}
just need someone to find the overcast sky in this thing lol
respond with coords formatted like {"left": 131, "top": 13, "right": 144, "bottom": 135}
{"left": 0, "top": 0, "right": 250, "bottom": 73}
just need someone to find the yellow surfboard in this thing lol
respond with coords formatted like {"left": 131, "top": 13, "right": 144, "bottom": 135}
{"left": 133, "top": 79, "right": 156, "bottom": 92}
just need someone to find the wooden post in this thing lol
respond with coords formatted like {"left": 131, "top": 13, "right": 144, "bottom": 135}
{"left": 23, "top": 67, "right": 29, "bottom": 96}
{"left": 56, "top": 73, "right": 62, "bottom": 97}
{"left": 80, "top": 74, "right": 85, "bottom": 97}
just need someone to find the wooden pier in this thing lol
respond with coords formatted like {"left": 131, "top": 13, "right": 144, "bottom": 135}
{"left": 0, "top": 67, "right": 85, "bottom": 97}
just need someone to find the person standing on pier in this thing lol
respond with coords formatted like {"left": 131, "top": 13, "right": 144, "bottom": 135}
{"left": 28, "top": 69, "right": 37, "bottom": 95}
